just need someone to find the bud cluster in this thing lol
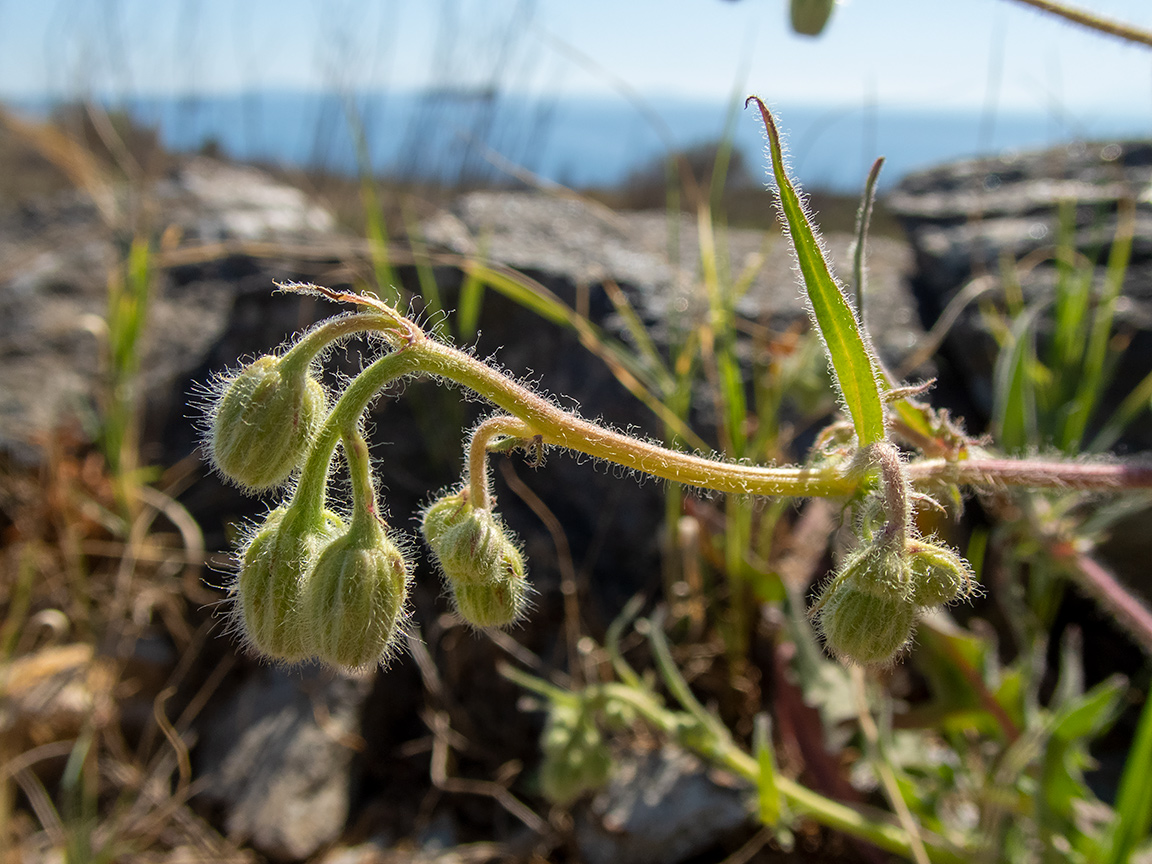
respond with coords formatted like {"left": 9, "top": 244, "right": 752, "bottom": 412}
{"left": 421, "top": 490, "right": 529, "bottom": 628}
{"left": 813, "top": 533, "right": 977, "bottom": 666}
{"left": 234, "top": 504, "right": 411, "bottom": 669}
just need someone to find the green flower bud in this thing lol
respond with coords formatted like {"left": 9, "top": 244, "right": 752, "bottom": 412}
{"left": 210, "top": 355, "right": 327, "bottom": 491}
{"left": 422, "top": 492, "right": 530, "bottom": 627}
{"left": 234, "top": 504, "right": 344, "bottom": 662}
{"left": 301, "top": 518, "right": 411, "bottom": 669}
{"left": 422, "top": 493, "right": 514, "bottom": 585}
{"left": 790, "top": 0, "right": 835, "bottom": 36}
{"left": 817, "top": 582, "right": 916, "bottom": 666}
{"left": 539, "top": 700, "right": 613, "bottom": 806}
{"left": 906, "top": 540, "right": 977, "bottom": 607}
{"left": 834, "top": 542, "right": 915, "bottom": 603}
{"left": 452, "top": 573, "right": 528, "bottom": 629}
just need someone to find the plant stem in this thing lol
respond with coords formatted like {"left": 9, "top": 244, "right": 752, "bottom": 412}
{"left": 907, "top": 458, "right": 1152, "bottom": 490}
{"left": 467, "top": 416, "right": 534, "bottom": 510}
{"left": 290, "top": 304, "right": 1152, "bottom": 519}
{"left": 1003, "top": 0, "right": 1152, "bottom": 48}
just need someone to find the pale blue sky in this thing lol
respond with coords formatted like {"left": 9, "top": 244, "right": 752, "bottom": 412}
{"left": 0, "top": 0, "right": 1150, "bottom": 117}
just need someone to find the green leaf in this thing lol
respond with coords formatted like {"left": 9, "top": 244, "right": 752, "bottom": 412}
{"left": 1105, "top": 689, "right": 1152, "bottom": 864}
{"left": 747, "top": 97, "right": 885, "bottom": 447}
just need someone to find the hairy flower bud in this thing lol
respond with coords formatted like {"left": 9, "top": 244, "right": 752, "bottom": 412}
{"left": 234, "top": 505, "right": 344, "bottom": 662}
{"left": 421, "top": 491, "right": 529, "bottom": 627}
{"left": 452, "top": 571, "right": 528, "bottom": 629}
{"left": 790, "top": 0, "right": 835, "bottom": 36}
{"left": 210, "top": 355, "right": 327, "bottom": 491}
{"left": 539, "top": 700, "right": 613, "bottom": 806}
{"left": 818, "top": 582, "right": 916, "bottom": 665}
{"left": 301, "top": 518, "right": 411, "bottom": 669}
{"left": 906, "top": 540, "right": 976, "bottom": 607}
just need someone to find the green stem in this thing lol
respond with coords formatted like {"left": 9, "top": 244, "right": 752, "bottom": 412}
{"left": 342, "top": 425, "right": 380, "bottom": 531}
{"left": 467, "top": 416, "right": 534, "bottom": 510}
{"left": 292, "top": 347, "right": 425, "bottom": 519}
{"left": 499, "top": 663, "right": 966, "bottom": 863}
{"left": 279, "top": 312, "right": 402, "bottom": 376}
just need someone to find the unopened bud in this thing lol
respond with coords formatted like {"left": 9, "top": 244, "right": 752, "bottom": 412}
{"left": 301, "top": 518, "right": 411, "bottom": 669}
{"left": 452, "top": 571, "right": 528, "bottom": 629}
{"left": 906, "top": 540, "right": 976, "bottom": 607}
{"left": 539, "top": 700, "right": 613, "bottom": 806}
{"left": 210, "top": 355, "right": 327, "bottom": 491}
{"left": 422, "top": 492, "right": 530, "bottom": 627}
{"left": 817, "top": 582, "right": 916, "bottom": 665}
{"left": 234, "top": 505, "right": 344, "bottom": 662}
{"left": 790, "top": 0, "right": 835, "bottom": 36}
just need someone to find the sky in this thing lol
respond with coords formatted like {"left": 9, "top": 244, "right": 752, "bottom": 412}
{"left": 0, "top": 0, "right": 1150, "bottom": 119}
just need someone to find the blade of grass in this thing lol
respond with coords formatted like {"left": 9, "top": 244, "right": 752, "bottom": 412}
{"left": 1090, "top": 366, "right": 1152, "bottom": 452}
{"left": 401, "top": 205, "right": 448, "bottom": 339}
{"left": 344, "top": 98, "right": 400, "bottom": 307}
{"left": 852, "top": 157, "right": 885, "bottom": 324}
{"left": 992, "top": 303, "right": 1044, "bottom": 451}
{"left": 1061, "top": 198, "right": 1136, "bottom": 451}
{"left": 1104, "top": 688, "right": 1152, "bottom": 864}
{"left": 457, "top": 240, "right": 491, "bottom": 339}
{"left": 746, "top": 97, "right": 885, "bottom": 447}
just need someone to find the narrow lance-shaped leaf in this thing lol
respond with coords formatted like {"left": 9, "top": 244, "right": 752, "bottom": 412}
{"left": 746, "top": 97, "right": 886, "bottom": 447}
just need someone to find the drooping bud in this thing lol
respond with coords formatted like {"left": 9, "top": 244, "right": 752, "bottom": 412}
{"left": 817, "top": 582, "right": 916, "bottom": 666}
{"left": 790, "top": 0, "right": 835, "bottom": 36}
{"left": 906, "top": 540, "right": 976, "bottom": 608}
{"left": 812, "top": 541, "right": 917, "bottom": 665}
{"left": 301, "top": 517, "right": 411, "bottom": 669}
{"left": 209, "top": 355, "right": 327, "bottom": 491}
{"left": 453, "top": 571, "right": 528, "bottom": 629}
{"left": 234, "top": 504, "right": 345, "bottom": 662}
{"left": 421, "top": 491, "right": 529, "bottom": 628}
{"left": 539, "top": 699, "right": 613, "bottom": 806}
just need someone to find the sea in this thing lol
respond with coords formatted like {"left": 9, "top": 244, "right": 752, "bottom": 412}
{"left": 6, "top": 89, "right": 1150, "bottom": 193}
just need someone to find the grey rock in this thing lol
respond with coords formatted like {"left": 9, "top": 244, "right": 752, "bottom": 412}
{"left": 574, "top": 745, "right": 752, "bottom": 864}
{"left": 423, "top": 190, "right": 922, "bottom": 369}
{"left": 194, "top": 665, "right": 373, "bottom": 861}
{"left": 0, "top": 155, "right": 340, "bottom": 461}
{"left": 888, "top": 140, "right": 1152, "bottom": 440}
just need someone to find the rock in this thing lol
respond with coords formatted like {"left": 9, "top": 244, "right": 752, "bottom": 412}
{"left": 574, "top": 745, "right": 752, "bottom": 864}
{"left": 887, "top": 140, "right": 1152, "bottom": 441}
{"left": 194, "top": 666, "right": 373, "bottom": 861}
{"left": 0, "top": 154, "right": 341, "bottom": 463}
{"left": 423, "top": 190, "right": 922, "bottom": 368}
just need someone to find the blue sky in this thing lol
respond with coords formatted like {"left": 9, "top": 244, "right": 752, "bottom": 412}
{"left": 0, "top": 0, "right": 1150, "bottom": 118}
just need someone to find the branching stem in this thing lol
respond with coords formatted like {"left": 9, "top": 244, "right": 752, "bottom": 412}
{"left": 286, "top": 304, "right": 1152, "bottom": 522}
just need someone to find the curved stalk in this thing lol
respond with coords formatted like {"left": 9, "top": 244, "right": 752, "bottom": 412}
{"left": 467, "top": 416, "right": 534, "bottom": 510}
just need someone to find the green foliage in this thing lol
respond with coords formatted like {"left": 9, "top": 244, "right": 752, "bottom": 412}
{"left": 747, "top": 97, "right": 886, "bottom": 449}
{"left": 196, "top": 102, "right": 1152, "bottom": 863}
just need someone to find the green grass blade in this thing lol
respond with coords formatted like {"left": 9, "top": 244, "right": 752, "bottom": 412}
{"left": 747, "top": 97, "right": 885, "bottom": 447}
{"left": 992, "top": 304, "right": 1042, "bottom": 452}
{"left": 1105, "top": 688, "right": 1152, "bottom": 864}
{"left": 1089, "top": 366, "right": 1152, "bottom": 452}
{"left": 1061, "top": 199, "right": 1136, "bottom": 452}
{"left": 852, "top": 157, "right": 885, "bottom": 324}
{"left": 457, "top": 240, "right": 490, "bottom": 339}
{"left": 402, "top": 206, "right": 448, "bottom": 338}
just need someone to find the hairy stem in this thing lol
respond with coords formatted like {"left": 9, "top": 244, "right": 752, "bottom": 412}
{"left": 289, "top": 304, "right": 1152, "bottom": 518}
{"left": 1003, "top": 0, "right": 1152, "bottom": 48}
{"left": 467, "top": 416, "right": 534, "bottom": 510}
{"left": 907, "top": 457, "right": 1152, "bottom": 490}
